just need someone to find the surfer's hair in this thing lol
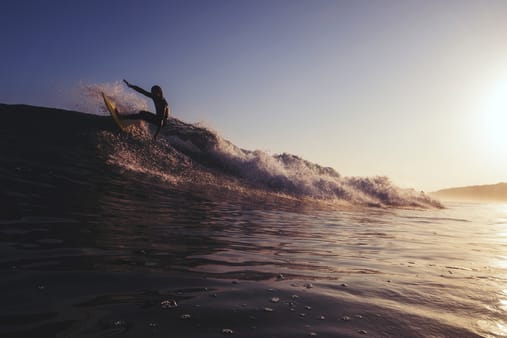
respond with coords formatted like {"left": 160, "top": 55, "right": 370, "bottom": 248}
{"left": 151, "top": 85, "right": 163, "bottom": 96}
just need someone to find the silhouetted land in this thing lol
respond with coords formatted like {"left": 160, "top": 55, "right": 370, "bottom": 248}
{"left": 432, "top": 182, "right": 507, "bottom": 202}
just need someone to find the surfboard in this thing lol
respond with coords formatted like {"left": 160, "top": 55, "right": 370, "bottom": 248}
{"left": 101, "top": 92, "right": 126, "bottom": 132}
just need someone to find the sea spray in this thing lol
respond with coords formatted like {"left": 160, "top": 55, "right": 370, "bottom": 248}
{"left": 71, "top": 81, "right": 150, "bottom": 115}
{"left": 207, "top": 134, "right": 438, "bottom": 207}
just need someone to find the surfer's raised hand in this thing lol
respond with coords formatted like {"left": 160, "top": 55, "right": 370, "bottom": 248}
{"left": 123, "top": 79, "right": 132, "bottom": 87}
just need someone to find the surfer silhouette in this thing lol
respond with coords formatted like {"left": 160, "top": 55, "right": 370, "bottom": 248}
{"left": 120, "top": 79, "right": 169, "bottom": 140}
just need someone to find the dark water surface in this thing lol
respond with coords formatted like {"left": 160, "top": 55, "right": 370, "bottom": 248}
{"left": 3, "top": 187, "right": 506, "bottom": 337}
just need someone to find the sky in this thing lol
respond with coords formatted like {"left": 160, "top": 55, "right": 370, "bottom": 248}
{"left": 1, "top": 0, "right": 507, "bottom": 191}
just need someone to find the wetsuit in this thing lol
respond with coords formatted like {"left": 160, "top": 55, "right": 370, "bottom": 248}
{"left": 123, "top": 85, "right": 169, "bottom": 127}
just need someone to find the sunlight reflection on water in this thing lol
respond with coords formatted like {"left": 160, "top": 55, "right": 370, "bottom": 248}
{"left": 486, "top": 203, "right": 507, "bottom": 337}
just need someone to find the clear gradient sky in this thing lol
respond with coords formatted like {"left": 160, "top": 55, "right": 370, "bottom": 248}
{"left": 1, "top": 0, "right": 506, "bottom": 191}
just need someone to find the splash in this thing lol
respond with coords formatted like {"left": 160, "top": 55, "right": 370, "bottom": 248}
{"left": 209, "top": 136, "right": 439, "bottom": 207}
{"left": 98, "top": 116, "right": 443, "bottom": 209}
{"left": 71, "top": 81, "right": 150, "bottom": 115}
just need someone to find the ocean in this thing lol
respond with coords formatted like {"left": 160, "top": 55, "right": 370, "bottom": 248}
{"left": 1, "top": 103, "right": 506, "bottom": 337}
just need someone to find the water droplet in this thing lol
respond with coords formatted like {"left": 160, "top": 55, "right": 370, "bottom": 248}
{"left": 160, "top": 299, "right": 178, "bottom": 309}
{"left": 222, "top": 328, "right": 234, "bottom": 334}
{"left": 114, "top": 320, "right": 126, "bottom": 327}
{"left": 309, "top": 332, "right": 318, "bottom": 336}
{"left": 180, "top": 314, "right": 191, "bottom": 319}
{"left": 319, "top": 315, "right": 325, "bottom": 320}
{"left": 341, "top": 316, "right": 351, "bottom": 321}
{"left": 271, "top": 297, "right": 280, "bottom": 303}
{"left": 264, "top": 307, "right": 274, "bottom": 312}
{"left": 358, "top": 329, "right": 367, "bottom": 334}
{"left": 305, "top": 306, "right": 312, "bottom": 310}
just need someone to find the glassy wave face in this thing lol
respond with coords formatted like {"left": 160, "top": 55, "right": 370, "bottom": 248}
{"left": 0, "top": 103, "right": 440, "bottom": 210}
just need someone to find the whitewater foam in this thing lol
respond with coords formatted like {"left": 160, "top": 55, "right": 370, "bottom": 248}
{"left": 98, "top": 117, "right": 442, "bottom": 209}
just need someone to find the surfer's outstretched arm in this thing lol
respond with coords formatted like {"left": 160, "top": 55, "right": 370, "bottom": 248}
{"left": 123, "top": 79, "right": 152, "bottom": 98}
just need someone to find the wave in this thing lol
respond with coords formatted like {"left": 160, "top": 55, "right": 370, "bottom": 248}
{"left": 0, "top": 101, "right": 442, "bottom": 209}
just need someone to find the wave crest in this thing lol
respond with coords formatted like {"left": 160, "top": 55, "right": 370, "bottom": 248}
{"left": 101, "top": 117, "right": 442, "bottom": 209}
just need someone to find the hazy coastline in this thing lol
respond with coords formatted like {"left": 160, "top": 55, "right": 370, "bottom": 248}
{"left": 432, "top": 182, "right": 507, "bottom": 202}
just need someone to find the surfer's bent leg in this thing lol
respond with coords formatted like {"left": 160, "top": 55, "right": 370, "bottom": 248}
{"left": 121, "top": 111, "right": 158, "bottom": 125}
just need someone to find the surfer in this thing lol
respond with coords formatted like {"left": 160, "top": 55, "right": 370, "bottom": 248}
{"left": 121, "top": 79, "right": 169, "bottom": 140}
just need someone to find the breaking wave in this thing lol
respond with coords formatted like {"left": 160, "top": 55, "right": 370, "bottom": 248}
{"left": 1, "top": 93, "right": 442, "bottom": 209}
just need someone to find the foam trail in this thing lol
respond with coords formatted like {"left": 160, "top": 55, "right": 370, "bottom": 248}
{"left": 71, "top": 81, "right": 150, "bottom": 115}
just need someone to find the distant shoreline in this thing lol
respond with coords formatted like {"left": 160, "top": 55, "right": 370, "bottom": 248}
{"left": 432, "top": 182, "right": 507, "bottom": 202}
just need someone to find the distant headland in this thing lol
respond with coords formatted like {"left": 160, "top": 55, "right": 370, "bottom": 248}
{"left": 432, "top": 182, "right": 507, "bottom": 202}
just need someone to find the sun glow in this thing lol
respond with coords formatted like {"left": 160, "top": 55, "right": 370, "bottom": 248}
{"left": 479, "top": 78, "right": 507, "bottom": 156}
